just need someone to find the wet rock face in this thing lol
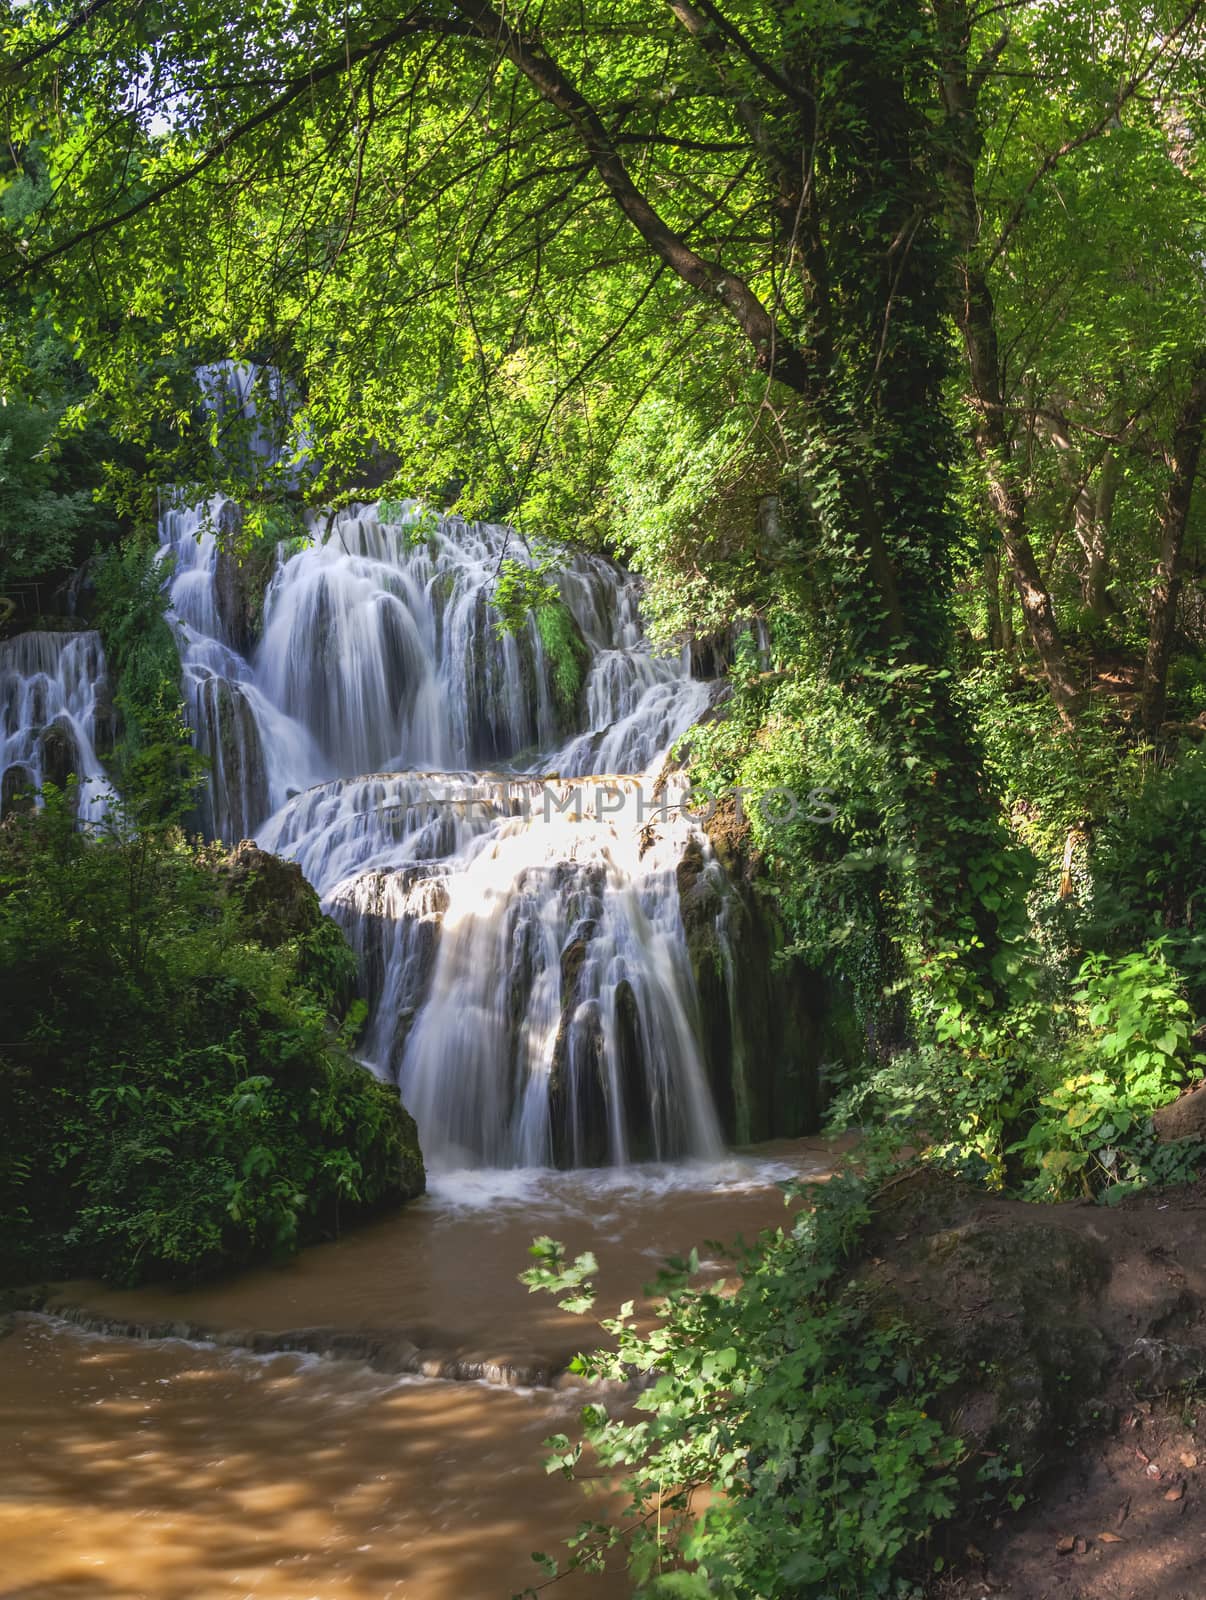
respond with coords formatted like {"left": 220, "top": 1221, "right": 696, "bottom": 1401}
{"left": 1, "top": 763, "right": 35, "bottom": 818}
{"left": 394, "top": 1096, "right": 426, "bottom": 1202}
{"left": 212, "top": 501, "right": 278, "bottom": 656}
{"left": 38, "top": 721, "right": 80, "bottom": 797}
{"left": 677, "top": 830, "right": 836, "bottom": 1145}
{"left": 331, "top": 867, "right": 449, "bottom": 1081}
{"left": 217, "top": 841, "right": 322, "bottom": 946}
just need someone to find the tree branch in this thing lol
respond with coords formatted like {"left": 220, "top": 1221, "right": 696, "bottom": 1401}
{"left": 3, "top": 12, "right": 476, "bottom": 285}
{"left": 4, "top": 0, "right": 115, "bottom": 72}
{"left": 451, "top": 0, "right": 811, "bottom": 394}
{"left": 987, "top": 0, "right": 1206, "bottom": 268}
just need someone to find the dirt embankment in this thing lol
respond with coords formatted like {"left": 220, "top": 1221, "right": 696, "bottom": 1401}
{"left": 856, "top": 1171, "right": 1206, "bottom": 1600}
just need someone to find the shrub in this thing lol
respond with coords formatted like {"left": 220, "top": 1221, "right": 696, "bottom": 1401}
{"left": 0, "top": 790, "right": 421, "bottom": 1285}
{"left": 523, "top": 1170, "right": 960, "bottom": 1599}
{"left": 1087, "top": 748, "right": 1206, "bottom": 1008}
{"left": 1011, "top": 943, "right": 1203, "bottom": 1202}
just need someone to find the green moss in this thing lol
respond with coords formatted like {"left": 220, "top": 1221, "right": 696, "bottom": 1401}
{"left": 535, "top": 599, "right": 589, "bottom": 725}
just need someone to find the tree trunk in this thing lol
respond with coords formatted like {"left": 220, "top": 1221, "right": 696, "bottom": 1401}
{"left": 1047, "top": 398, "right": 1123, "bottom": 619}
{"left": 1142, "top": 356, "right": 1206, "bottom": 737}
{"left": 936, "top": 0, "right": 1084, "bottom": 726}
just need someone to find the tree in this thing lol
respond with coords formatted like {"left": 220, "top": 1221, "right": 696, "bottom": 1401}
{"left": 936, "top": 0, "right": 1206, "bottom": 726}
{"left": 1, "top": 0, "right": 1031, "bottom": 986}
{"left": 7, "top": 0, "right": 1206, "bottom": 973}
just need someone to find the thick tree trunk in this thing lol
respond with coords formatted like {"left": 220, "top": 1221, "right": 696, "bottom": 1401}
{"left": 1142, "top": 357, "right": 1206, "bottom": 737}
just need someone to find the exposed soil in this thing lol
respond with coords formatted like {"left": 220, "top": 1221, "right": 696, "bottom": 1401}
{"left": 941, "top": 1401, "right": 1206, "bottom": 1600}
{"left": 850, "top": 1170, "right": 1206, "bottom": 1600}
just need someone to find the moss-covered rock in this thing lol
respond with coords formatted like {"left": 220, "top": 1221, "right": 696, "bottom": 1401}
{"left": 217, "top": 840, "right": 322, "bottom": 946}
{"left": 213, "top": 500, "right": 280, "bottom": 655}
{"left": 391, "top": 1091, "right": 426, "bottom": 1201}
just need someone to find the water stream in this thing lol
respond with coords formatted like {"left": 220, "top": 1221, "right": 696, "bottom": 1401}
{"left": 0, "top": 450, "right": 830, "bottom": 1597}
{"left": 161, "top": 494, "right": 731, "bottom": 1170}
{"left": 1, "top": 1140, "right": 846, "bottom": 1600}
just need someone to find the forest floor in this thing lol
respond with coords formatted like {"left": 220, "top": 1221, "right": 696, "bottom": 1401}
{"left": 942, "top": 1400, "right": 1206, "bottom": 1600}
{"left": 858, "top": 1173, "right": 1206, "bottom": 1600}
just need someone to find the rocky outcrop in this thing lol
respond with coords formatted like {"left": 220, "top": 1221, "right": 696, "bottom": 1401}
{"left": 203, "top": 678, "right": 269, "bottom": 841}
{"left": 394, "top": 1096, "right": 426, "bottom": 1202}
{"left": 677, "top": 813, "right": 859, "bottom": 1144}
{"left": 216, "top": 840, "right": 322, "bottom": 945}
{"left": 855, "top": 1171, "right": 1206, "bottom": 1492}
{"left": 37, "top": 719, "right": 80, "bottom": 794}
{"left": 0, "top": 764, "right": 35, "bottom": 818}
{"left": 213, "top": 500, "right": 279, "bottom": 655}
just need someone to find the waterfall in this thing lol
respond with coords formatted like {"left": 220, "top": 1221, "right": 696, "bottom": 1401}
{"left": 157, "top": 495, "right": 730, "bottom": 1169}
{"left": 0, "top": 630, "right": 113, "bottom": 823}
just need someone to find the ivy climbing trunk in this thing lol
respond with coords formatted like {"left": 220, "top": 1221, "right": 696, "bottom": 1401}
{"left": 771, "top": 0, "right": 1018, "bottom": 990}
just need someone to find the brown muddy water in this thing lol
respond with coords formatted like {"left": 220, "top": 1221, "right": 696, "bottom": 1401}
{"left": 1, "top": 1139, "right": 846, "bottom": 1599}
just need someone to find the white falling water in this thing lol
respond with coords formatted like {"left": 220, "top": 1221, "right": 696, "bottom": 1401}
{"left": 157, "top": 496, "right": 727, "bottom": 1170}
{"left": 0, "top": 630, "right": 114, "bottom": 823}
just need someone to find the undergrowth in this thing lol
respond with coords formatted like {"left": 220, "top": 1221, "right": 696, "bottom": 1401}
{"left": 0, "top": 789, "right": 421, "bottom": 1286}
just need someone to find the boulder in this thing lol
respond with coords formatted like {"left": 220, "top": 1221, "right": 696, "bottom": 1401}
{"left": 1, "top": 763, "right": 35, "bottom": 819}
{"left": 213, "top": 500, "right": 279, "bottom": 656}
{"left": 858, "top": 1177, "right": 1121, "bottom": 1483}
{"left": 1153, "top": 1080, "right": 1206, "bottom": 1143}
{"left": 217, "top": 841, "right": 321, "bottom": 946}
{"left": 38, "top": 720, "right": 79, "bottom": 794}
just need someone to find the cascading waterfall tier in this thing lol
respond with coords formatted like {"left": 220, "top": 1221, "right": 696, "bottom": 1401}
{"left": 160, "top": 495, "right": 730, "bottom": 1169}
{"left": 0, "top": 630, "right": 113, "bottom": 822}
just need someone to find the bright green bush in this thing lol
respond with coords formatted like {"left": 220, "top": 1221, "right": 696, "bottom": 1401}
{"left": 523, "top": 1170, "right": 960, "bottom": 1599}
{"left": 1011, "top": 943, "right": 1203, "bottom": 1201}
{"left": 958, "top": 659, "right": 1130, "bottom": 868}
{"left": 830, "top": 942, "right": 1203, "bottom": 1204}
{"left": 0, "top": 791, "right": 421, "bottom": 1286}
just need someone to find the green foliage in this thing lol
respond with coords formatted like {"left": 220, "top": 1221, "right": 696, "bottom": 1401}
{"left": 0, "top": 791, "right": 418, "bottom": 1286}
{"left": 0, "top": 397, "right": 92, "bottom": 598}
{"left": 959, "top": 661, "right": 1134, "bottom": 868}
{"left": 377, "top": 500, "right": 438, "bottom": 554}
{"left": 491, "top": 555, "right": 560, "bottom": 631}
{"left": 1011, "top": 945, "right": 1203, "bottom": 1201}
{"left": 1087, "top": 749, "right": 1206, "bottom": 1007}
{"left": 609, "top": 386, "right": 784, "bottom": 643}
{"left": 535, "top": 598, "right": 589, "bottom": 724}
{"left": 92, "top": 538, "right": 203, "bottom": 820}
{"left": 687, "top": 649, "right": 901, "bottom": 1018}
{"left": 832, "top": 943, "right": 1204, "bottom": 1204}
{"left": 521, "top": 1169, "right": 960, "bottom": 1599}
{"left": 1167, "top": 655, "right": 1206, "bottom": 722}
{"left": 685, "top": 625, "right": 1032, "bottom": 1032}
